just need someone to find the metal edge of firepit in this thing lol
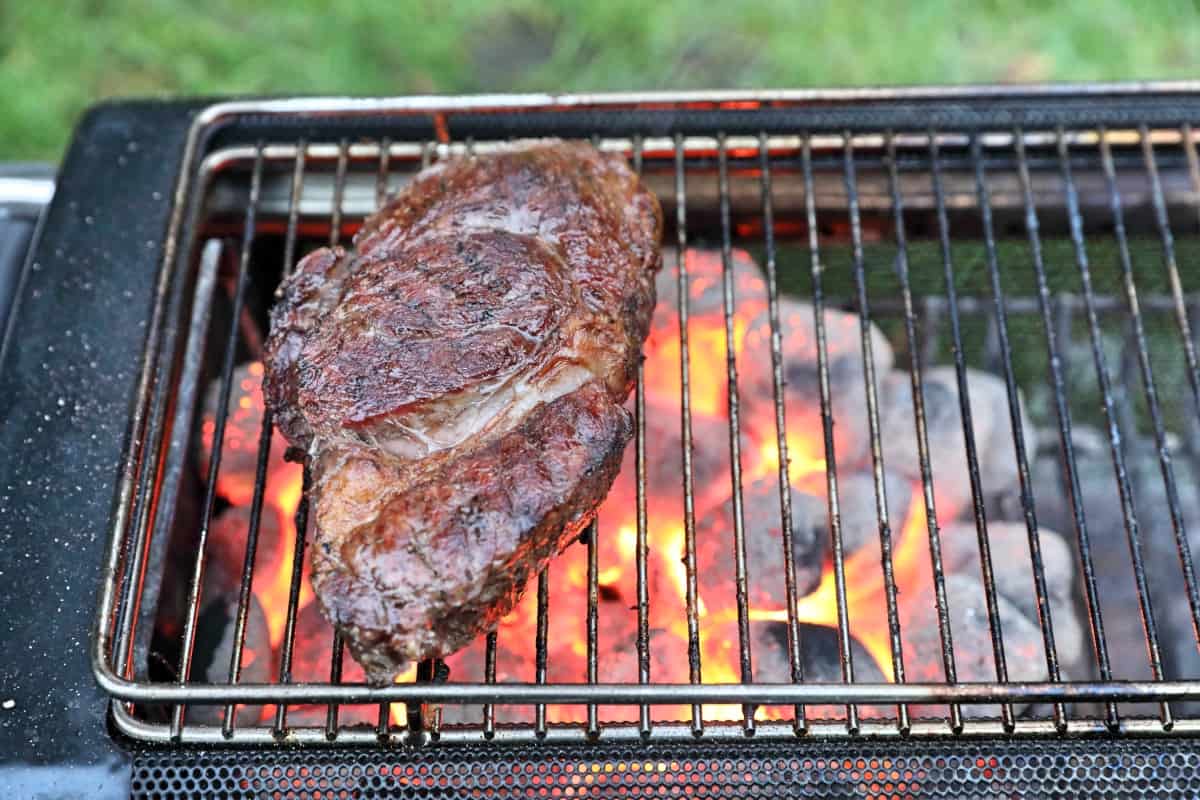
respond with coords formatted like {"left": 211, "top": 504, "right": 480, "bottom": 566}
{"left": 0, "top": 98, "right": 206, "bottom": 797}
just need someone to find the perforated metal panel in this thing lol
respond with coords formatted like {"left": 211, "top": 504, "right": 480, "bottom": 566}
{"left": 131, "top": 739, "right": 1200, "bottom": 798}
{"left": 94, "top": 95, "right": 1200, "bottom": 799}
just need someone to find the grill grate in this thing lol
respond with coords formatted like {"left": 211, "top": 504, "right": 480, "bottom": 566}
{"left": 94, "top": 93, "right": 1200, "bottom": 748}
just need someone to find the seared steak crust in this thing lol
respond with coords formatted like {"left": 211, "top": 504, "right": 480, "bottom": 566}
{"left": 263, "top": 141, "right": 661, "bottom": 682}
{"left": 313, "top": 382, "right": 630, "bottom": 679}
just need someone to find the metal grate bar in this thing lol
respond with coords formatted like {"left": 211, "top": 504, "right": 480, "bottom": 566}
{"left": 244, "top": 141, "right": 302, "bottom": 737}
{"left": 279, "top": 141, "right": 307, "bottom": 290}
{"left": 107, "top": 205, "right": 215, "bottom": 710}
{"left": 482, "top": 630, "right": 498, "bottom": 737}
{"left": 1144, "top": 127, "right": 1200, "bottom": 426}
{"left": 673, "top": 133, "right": 704, "bottom": 735}
{"left": 844, "top": 134, "right": 902, "bottom": 734}
{"left": 1057, "top": 127, "right": 1172, "bottom": 728}
{"left": 110, "top": 230, "right": 217, "bottom": 708}
{"left": 272, "top": 465, "right": 313, "bottom": 736}
{"left": 534, "top": 567, "right": 550, "bottom": 736}
{"left": 1185, "top": 124, "right": 1200, "bottom": 233}
{"left": 324, "top": 636, "right": 345, "bottom": 739}
{"left": 222, "top": 365, "right": 277, "bottom": 737}
{"left": 1101, "top": 131, "right": 1200, "bottom": 654}
{"left": 878, "top": 133, "right": 931, "bottom": 738}
{"left": 927, "top": 133, "right": 1012, "bottom": 730}
{"left": 631, "top": 135, "right": 652, "bottom": 739}
{"left": 406, "top": 659, "right": 435, "bottom": 739}
{"left": 109, "top": 243, "right": 228, "bottom": 711}
{"left": 375, "top": 685, "right": 391, "bottom": 740}
{"left": 940, "top": 137, "right": 1017, "bottom": 734}
{"left": 323, "top": 139, "right": 353, "bottom": 739}
{"left": 1014, "top": 129, "right": 1119, "bottom": 731}
{"left": 170, "top": 146, "right": 265, "bottom": 740}
{"left": 808, "top": 135, "right": 856, "bottom": 732}
{"left": 757, "top": 132, "right": 808, "bottom": 735}
{"left": 100, "top": 675, "right": 1200, "bottom": 706}
{"left": 888, "top": 133, "right": 960, "bottom": 734}
{"left": 716, "top": 134, "right": 756, "bottom": 733}
{"left": 586, "top": 518, "right": 600, "bottom": 738}
{"left": 376, "top": 137, "right": 392, "bottom": 207}
{"left": 109, "top": 707, "right": 1200, "bottom": 746}
{"left": 328, "top": 140, "right": 349, "bottom": 247}
{"left": 970, "top": 135, "right": 1067, "bottom": 733}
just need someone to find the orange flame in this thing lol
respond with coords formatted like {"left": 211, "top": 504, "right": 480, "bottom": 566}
{"left": 201, "top": 363, "right": 313, "bottom": 653}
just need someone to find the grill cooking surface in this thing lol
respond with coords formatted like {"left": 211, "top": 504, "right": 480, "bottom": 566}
{"left": 94, "top": 92, "right": 1200, "bottom": 751}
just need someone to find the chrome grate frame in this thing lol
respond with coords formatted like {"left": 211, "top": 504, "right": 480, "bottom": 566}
{"left": 92, "top": 89, "right": 1200, "bottom": 746}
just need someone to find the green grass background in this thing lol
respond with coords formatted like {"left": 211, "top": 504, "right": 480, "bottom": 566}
{"left": 3, "top": 0, "right": 1199, "bottom": 160}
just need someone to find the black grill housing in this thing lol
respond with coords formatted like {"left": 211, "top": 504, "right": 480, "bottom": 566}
{"left": 7, "top": 88, "right": 1200, "bottom": 796}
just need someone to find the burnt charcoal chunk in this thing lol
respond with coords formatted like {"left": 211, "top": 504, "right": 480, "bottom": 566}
{"left": 902, "top": 574, "right": 1059, "bottom": 719}
{"left": 741, "top": 479, "right": 828, "bottom": 600}
{"left": 739, "top": 298, "right": 894, "bottom": 472}
{"left": 697, "top": 479, "right": 828, "bottom": 611}
{"left": 754, "top": 621, "right": 886, "bottom": 684}
{"left": 652, "top": 247, "right": 767, "bottom": 324}
{"left": 939, "top": 521, "right": 1083, "bottom": 669}
{"left": 836, "top": 470, "right": 913, "bottom": 560}
{"left": 877, "top": 367, "right": 1036, "bottom": 520}
{"left": 262, "top": 141, "right": 662, "bottom": 682}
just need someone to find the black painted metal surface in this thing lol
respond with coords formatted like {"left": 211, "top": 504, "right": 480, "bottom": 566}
{"left": 0, "top": 100, "right": 198, "bottom": 798}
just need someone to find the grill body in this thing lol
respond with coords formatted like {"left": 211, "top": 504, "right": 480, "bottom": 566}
{"left": 5, "top": 88, "right": 1200, "bottom": 796}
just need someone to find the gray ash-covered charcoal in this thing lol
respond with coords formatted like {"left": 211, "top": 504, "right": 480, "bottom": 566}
{"left": 878, "top": 366, "right": 1036, "bottom": 518}
{"left": 200, "top": 593, "right": 272, "bottom": 686}
{"left": 652, "top": 247, "right": 768, "bottom": 326}
{"left": 835, "top": 470, "right": 913, "bottom": 560}
{"left": 903, "top": 574, "right": 1060, "bottom": 719}
{"left": 697, "top": 478, "right": 828, "bottom": 609}
{"left": 638, "top": 393, "right": 741, "bottom": 519}
{"left": 738, "top": 297, "right": 894, "bottom": 473}
{"left": 939, "top": 521, "right": 1083, "bottom": 670}
{"left": 1033, "top": 429, "right": 1200, "bottom": 713}
{"left": 742, "top": 476, "right": 828, "bottom": 600}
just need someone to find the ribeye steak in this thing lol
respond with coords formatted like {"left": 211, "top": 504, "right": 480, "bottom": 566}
{"left": 263, "top": 141, "right": 662, "bottom": 682}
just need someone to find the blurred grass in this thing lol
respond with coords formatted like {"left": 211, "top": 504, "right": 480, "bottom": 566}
{"left": 3, "top": 0, "right": 1199, "bottom": 160}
